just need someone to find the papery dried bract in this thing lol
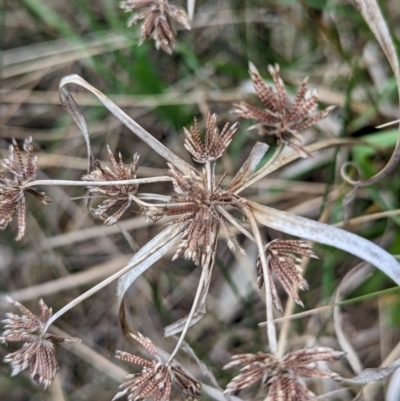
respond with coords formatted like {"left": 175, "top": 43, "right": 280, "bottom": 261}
{"left": 233, "top": 63, "right": 335, "bottom": 157}
{"left": 0, "top": 137, "right": 51, "bottom": 240}
{"left": 1, "top": 298, "right": 79, "bottom": 388}
{"left": 224, "top": 347, "right": 345, "bottom": 400}
{"left": 113, "top": 332, "right": 201, "bottom": 401}
{"left": 121, "top": 0, "right": 191, "bottom": 54}
{"left": 256, "top": 239, "right": 319, "bottom": 311}
{"left": 83, "top": 145, "right": 139, "bottom": 225}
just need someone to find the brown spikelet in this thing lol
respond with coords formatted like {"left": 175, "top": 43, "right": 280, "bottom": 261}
{"left": 121, "top": 0, "right": 191, "bottom": 54}
{"left": 82, "top": 146, "right": 140, "bottom": 225}
{"left": 256, "top": 239, "right": 319, "bottom": 312}
{"left": 113, "top": 332, "right": 201, "bottom": 401}
{"left": 183, "top": 113, "right": 239, "bottom": 163}
{"left": 142, "top": 114, "right": 246, "bottom": 266}
{"left": 0, "top": 137, "right": 51, "bottom": 240}
{"left": 1, "top": 298, "right": 80, "bottom": 389}
{"left": 232, "top": 63, "right": 335, "bottom": 157}
{"left": 224, "top": 347, "right": 345, "bottom": 400}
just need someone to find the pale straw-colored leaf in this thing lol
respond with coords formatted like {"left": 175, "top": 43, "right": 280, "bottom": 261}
{"left": 341, "top": 358, "right": 400, "bottom": 384}
{"left": 59, "top": 75, "right": 195, "bottom": 176}
{"left": 249, "top": 201, "right": 400, "bottom": 285}
{"left": 333, "top": 263, "right": 374, "bottom": 375}
{"left": 236, "top": 138, "right": 362, "bottom": 194}
{"left": 59, "top": 86, "right": 93, "bottom": 174}
{"left": 117, "top": 224, "right": 184, "bottom": 303}
{"left": 227, "top": 142, "right": 269, "bottom": 192}
{"left": 187, "top": 0, "right": 195, "bottom": 21}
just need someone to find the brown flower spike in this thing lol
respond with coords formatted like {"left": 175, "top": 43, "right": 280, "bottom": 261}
{"left": 83, "top": 146, "right": 140, "bottom": 226}
{"left": 114, "top": 332, "right": 201, "bottom": 401}
{"left": 121, "top": 0, "right": 191, "bottom": 54}
{"left": 145, "top": 113, "right": 244, "bottom": 266}
{"left": 224, "top": 348, "right": 345, "bottom": 400}
{"left": 256, "top": 239, "right": 319, "bottom": 312}
{"left": 1, "top": 298, "right": 79, "bottom": 388}
{"left": 233, "top": 63, "right": 335, "bottom": 157}
{"left": 0, "top": 137, "right": 51, "bottom": 240}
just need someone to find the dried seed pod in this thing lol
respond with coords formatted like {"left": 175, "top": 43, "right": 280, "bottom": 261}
{"left": 0, "top": 137, "right": 51, "bottom": 240}
{"left": 233, "top": 63, "right": 335, "bottom": 157}
{"left": 224, "top": 347, "right": 345, "bottom": 400}
{"left": 121, "top": 0, "right": 191, "bottom": 54}
{"left": 1, "top": 298, "right": 80, "bottom": 388}
{"left": 113, "top": 332, "right": 201, "bottom": 401}
{"left": 256, "top": 239, "right": 319, "bottom": 311}
{"left": 83, "top": 146, "right": 140, "bottom": 225}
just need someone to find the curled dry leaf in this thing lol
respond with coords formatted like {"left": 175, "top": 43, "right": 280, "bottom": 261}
{"left": 224, "top": 347, "right": 345, "bottom": 400}
{"left": 233, "top": 63, "right": 335, "bottom": 158}
{"left": 1, "top": 298, "right": 80, "bottom": 388}
{"left": 83, "top": 145, "right": 140, "bottom": 225}
{"left": 256, "top": 239, "right": 319, "bottom": 312}
{"left": 114, "top": 332, "right": 201, "bottom": 401}
{"left": 0, "top": 137, "right": 51, "bottom": 240}
{"left": 121, "top": 0, "right": 191, "bottom": 54}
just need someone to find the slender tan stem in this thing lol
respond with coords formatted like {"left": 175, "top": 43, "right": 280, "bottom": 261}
{"left": 234, "top": 143, "right": 283, "bottom": 195}
{"left": 23, "top": 176, "right": 172, "bottom": 188}
{"left": 43, "top": 227, "right": 182, "bottom": 332}
{"left": 245, "top": 206, "right": 278, "bottom": 355}
{"left": 167, "top": 264, "right": 209, "bottom": 362}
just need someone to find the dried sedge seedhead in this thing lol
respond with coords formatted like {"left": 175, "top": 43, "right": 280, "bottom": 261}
{"left": 256, "top": 239, "right": 319, "bottom": 312}
{"left": 121, "top": 0, "right": 191, "bottom": 54}
{"left": 114, "top": 332, "right": 201, "bottom": 401}
{"left": 0, "top": 137, "right": 51, "bottom": 240}
{"left": 144, "top": 114, "right": 244, "bottom": 265}
{"left": 183, "top": 113, "right": 239, "bottom": 163}
{"left": 224, "top": 347, "right": 345, "bottom": 400}
{"left": 83, "top": 145, "right": 140, "bottom": 226}
{"left": 1, "top": 297, "right": 80, "bottom": 389}
{"left": 233, "top": 63, "right": 335, "bottom": 157}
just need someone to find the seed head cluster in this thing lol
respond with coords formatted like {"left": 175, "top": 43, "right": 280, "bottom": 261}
{"left": 233, "top": 63, "right": 335, "bottom": 157}
{"left": 121, "top": 0, "right": 191, "bottom": 54}
{"left": 256, "top": 239, "right": 320, "bottom": 311}
{"left": 83, "top": 145, "right": 140, "bottom": 225}
{"left": 1, "top": 298, "right": 79, "bottom": 389}
{"left": 224, "top": 347, "right": 345, "bottom": 400}
{"left": 0, "top": 137, "right": 51, "bottom": 240}
{"left": 144, "top": 113, "right": 245, "bottom": 266}
{"left": 114, "top": 332, "right": 202, "bottom": 401}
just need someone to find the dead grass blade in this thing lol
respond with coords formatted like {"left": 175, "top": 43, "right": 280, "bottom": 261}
{"left": 59, "top": 75, "right": 195, "bottom": 176}
{"left": 249, "top": 201, "right": 400, "bottom": 285}
{"left": 333, "top": 263, "right": 374, "bottom": 375}
{"left": 117, "top": 224, "right": 185, "bottom": 303}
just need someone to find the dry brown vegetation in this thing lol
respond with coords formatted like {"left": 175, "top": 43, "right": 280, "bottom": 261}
{"left": 1, "top": 1, "right": 400, "bottom": 401}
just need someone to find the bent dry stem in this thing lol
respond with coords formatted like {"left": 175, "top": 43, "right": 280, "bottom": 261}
{"left": 43, "top": 225, "right": 185, "bottom": 332}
